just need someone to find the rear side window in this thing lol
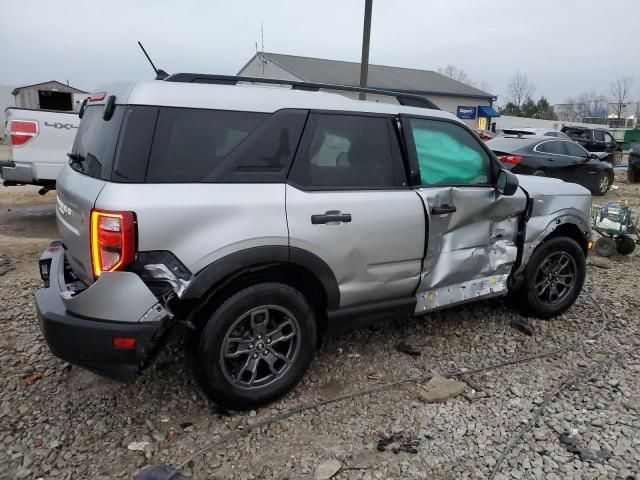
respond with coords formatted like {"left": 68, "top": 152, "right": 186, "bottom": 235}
{"left": 407, "top": 118, "right": 491, "bottom": 186}
{"left": 146, "top": 108, "right": 267, "bottom": 183}
{"left": 288, "top": 113, "right": 396, "bottom": 189}
{"left": 536, "top": 140, "right": 565, "bottom": 155}
{"left": 70, "top": 105, "right": 124, "bottom": 180}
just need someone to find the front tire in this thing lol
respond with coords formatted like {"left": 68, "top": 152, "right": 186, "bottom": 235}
{"left": 195, "top": 283, "right": 317, "bottom": 410}
{"left": 521, "top": 237, "right": 586, "bottom": 319}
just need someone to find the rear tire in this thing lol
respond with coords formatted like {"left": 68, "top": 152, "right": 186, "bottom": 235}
{"left": 615, "top": 235, "right": 636, "bottom": 255}
{"left": 592, "top": 172, "right": 611, "bottom": 196}
{"left": 594, "top": 236, "right": 616, "bottom": 257}
{"left": 194, "top": 283, "right": 317, "bottom": 410}
{"left": 521, "top": 237, "right": 585, "bottom": 319}
{"left": 532, "top": 170, "right": 546, "bottom": 177}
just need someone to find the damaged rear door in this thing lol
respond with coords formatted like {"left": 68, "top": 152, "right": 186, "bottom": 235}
{"left": 400, "top": 116, "right": 527, "bottom": 313}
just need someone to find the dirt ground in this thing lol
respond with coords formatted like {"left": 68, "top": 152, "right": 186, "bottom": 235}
{"left": 0, "top": 163, "right": 639, "bottom": 479}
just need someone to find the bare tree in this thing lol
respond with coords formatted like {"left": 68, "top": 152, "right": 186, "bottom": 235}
{"left": 576, "top": 91, "right": 608, "bottom": 121}
{"left": 507, "top": 71, "right": 535, "bottom": 108}
{"left": 609, "top": 76, "right": 634, "bottom": 120}
{"left": 438, "top": 65, "right": 471, "bottom": 85}
{"left": 556, "top": 97, "right": 581, "bottom": 122}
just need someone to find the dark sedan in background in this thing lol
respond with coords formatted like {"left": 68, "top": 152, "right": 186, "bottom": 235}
{"left": 486, "top": 135, "right": 614, "bottom": 195}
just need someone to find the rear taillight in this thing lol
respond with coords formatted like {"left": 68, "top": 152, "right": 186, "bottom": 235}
{"left": 9, "top": 120, "right": 39, "bottom": 147}
{"left": 90, "top": 209, "right": 136, "bottom": 278}
{"left": 498, "top": 155, "right": 522, "bottom": 165}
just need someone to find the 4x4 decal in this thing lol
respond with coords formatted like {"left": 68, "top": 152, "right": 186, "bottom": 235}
{"left": 45, "top": 121, "right": 78, "bottom": 130}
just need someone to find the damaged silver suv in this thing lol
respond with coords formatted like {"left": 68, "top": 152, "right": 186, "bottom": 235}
{"left": 35, "top": 74, "right": 592, "bottom": 410}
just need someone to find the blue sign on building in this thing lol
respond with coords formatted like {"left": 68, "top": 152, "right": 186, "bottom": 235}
{"left": 456, "top": 106, "right": 477, "bottom": 120}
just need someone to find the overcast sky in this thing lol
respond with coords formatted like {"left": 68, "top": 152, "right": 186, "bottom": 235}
{"left": 1, "top": 0, "right": 638, "bottom": 105}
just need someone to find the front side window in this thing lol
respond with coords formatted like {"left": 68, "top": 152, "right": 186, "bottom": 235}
{"left": 288, "top": 113, "right": 396, "bottom": 189}
{"left": 593, "top": 130, "right": 605, "bottom": 142}
{"left": 407, "top": 118, "right": 491, "bottom": 186}
{"left": 565, "top": 141, "right": 588, "bottom": 157}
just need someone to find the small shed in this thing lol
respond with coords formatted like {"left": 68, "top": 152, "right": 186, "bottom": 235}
{"left": 12, "top": 80, "right": 88, "bottom": 111}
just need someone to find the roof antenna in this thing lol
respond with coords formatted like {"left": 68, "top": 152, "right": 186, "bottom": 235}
{"left": 138, "top": 41, "right": 169, "bottom": 80}
{"left": 261, "top": 22, "right": 265, "bottom": 74}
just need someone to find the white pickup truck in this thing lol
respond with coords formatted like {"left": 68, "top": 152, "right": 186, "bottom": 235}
{"left": 1, "top": 108, "right": 80, "bottom": 192}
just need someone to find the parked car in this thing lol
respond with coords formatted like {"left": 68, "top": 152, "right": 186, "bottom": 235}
{"left": 629, "top": 142, "right": 640, "bottom": 183}
{"left": 486, "top": 135, "right": 614, "bottom": 195}
{"left": 500, "top": 127, "right": 571, "bottom": 140}
{"left": 1, "top": 107, "right": 80, "bottom": 192}
{"left": 35, "top": 75, "right": 592, "bottom": 410}
{"left": 561, "top": 126, "right": 621, "bottom": 165}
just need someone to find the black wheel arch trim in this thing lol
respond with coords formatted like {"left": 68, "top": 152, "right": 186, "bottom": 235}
{"left": 181, "top": 246, "right": 341, "bottom": 309}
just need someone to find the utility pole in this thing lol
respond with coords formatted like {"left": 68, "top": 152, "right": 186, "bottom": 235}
{"left": 358, "top": 0, "right": 373, "bottom": 100}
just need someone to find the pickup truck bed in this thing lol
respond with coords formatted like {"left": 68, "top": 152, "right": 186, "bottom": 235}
{"left": 1, "top": 107, "right": 79, "bottom": 188}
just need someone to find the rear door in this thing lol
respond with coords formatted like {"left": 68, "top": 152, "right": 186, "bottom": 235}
{"left": 400, "top": 116, "right": 527, "bottom": 312}
{"left": 286, "top": 112, "right": 425, "bottom": 308}
{"left": 57, "top": 105, "right": 124, "bottom": 284}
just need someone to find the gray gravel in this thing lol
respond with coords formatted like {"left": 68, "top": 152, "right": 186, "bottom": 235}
{"left": 1, "top": 174, "right": 639, "bottom": 479}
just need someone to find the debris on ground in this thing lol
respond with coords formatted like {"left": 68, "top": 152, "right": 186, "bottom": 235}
{"left": 396, "top": 341, "right": 421, "bottom": 356}
{"left": 24, "top": 371, "right": 43, "bottom": 386}
{"left": 377, "top": 432, "right": 420, "bottom": 454}
{"left": 559, "top": 433, "right": 612, "bottom": 463}
{"left": 314, "top": 459, "right": 342, "bottom": 479}
{"left": 134, "top": 465, "right": 190, "bottom": 480}
{"left": 416, "top": 374, "right": 467, "bottom": 403}
{"left": 511, "top": 317, "right": 534, "bottom": 336}
{"left": 127, "top": 441, "right": 151, "bottom": 452}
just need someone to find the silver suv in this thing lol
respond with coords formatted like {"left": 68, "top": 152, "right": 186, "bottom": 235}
{"left": 35, "top": 75, "right": 592, "bottom": 410}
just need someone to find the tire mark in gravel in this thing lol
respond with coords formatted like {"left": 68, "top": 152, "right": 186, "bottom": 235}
{"left": 163, "top": 289, "right": 610, "bottom": 480}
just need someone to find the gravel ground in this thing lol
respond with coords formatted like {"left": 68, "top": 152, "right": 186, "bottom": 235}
{"left": 1, "top": 170, "right": 639, "bottom": 480}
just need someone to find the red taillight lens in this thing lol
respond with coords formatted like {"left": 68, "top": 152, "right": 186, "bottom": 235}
{"left": 498, "top": 155, "right": 522, "bottom": 165}
{"left": 112, "top": 337, "right": 136, "bottom": 349}
{"left": 90, "top": 209, "right": 136, "bottom": 278}
{"left": 9, "top": 120, "right": 39, "bottom": 147}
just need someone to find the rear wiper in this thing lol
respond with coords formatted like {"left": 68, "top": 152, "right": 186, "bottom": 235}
{"left": 67, "top": 152, "right": 85, "bottom": 165}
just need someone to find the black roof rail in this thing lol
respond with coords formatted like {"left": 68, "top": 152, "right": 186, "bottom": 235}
{"left": 164, "top": 73, "right": 440, "bottom": 110}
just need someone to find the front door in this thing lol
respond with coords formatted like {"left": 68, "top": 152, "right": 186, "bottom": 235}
{"left": 286, "top": 112, "right": 425, "bottom": 308}
{"left": 400, "top": 115, "right": 527, "bottom": 313}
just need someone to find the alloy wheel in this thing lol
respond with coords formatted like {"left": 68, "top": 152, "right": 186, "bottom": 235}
{"left": 599, "top": 175, "right": 610, "bottom": 193}
{"left": 220, "top": 305, "right": 301, "bottom": 389}
{"left": 533, "top": 251, "right": 577, "bottom": 305}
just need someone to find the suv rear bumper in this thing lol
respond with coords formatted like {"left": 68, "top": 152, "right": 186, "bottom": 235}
{"left": 35, "top": 244, "right": 170, "bottom": 382}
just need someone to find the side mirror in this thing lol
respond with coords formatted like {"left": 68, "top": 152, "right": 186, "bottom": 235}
{"left": 496, "top": 169, "right": 519, "bottom": 196}
{"left": 589, "top": 153, "right": 599, "bottom": 160}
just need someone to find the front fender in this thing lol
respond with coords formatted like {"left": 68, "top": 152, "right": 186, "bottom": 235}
{"left": 517, "top": 211, "right": 591, "bottom": 273}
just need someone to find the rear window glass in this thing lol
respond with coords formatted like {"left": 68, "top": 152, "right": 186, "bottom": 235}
{"left": 70, "top": 105, "right": 124, "bottom": 180}
{"left": 145, "top": 108, "right": 267, "bottom": 183}
{"left": 486, "top": 137, "right": 537, "bottom": 152}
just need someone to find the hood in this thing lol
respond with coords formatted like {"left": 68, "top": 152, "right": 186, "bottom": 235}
{"left": 516, "top": 174, "right": 591, "bottom": 225}
{"left": 516, "top": 174, "right": 591, "bottom": 197}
